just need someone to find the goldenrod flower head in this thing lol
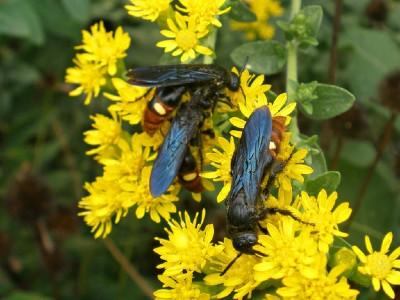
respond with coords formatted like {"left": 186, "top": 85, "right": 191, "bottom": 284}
{"left": 352, "top": 232, "right": 400, "bottom": 299}
{"left": 231, "top": 0, "right": 284, "bottom": 40}
{"left": 138, "top": 126, "right": 169, "bottom": 149}
{"left": 157, "top": 12, "right": 213, "bottom": 62}
{"left": 76, "top": 22, "right": 131, "bottom": 76}
{"left": 154, "top": 272, "right": 210, "bottom": 300}
{"left": 201, "top": 136, "right": 236, "bottom": 203}
{"left": 84, "top": 113, "right": 122, "bottom": 160}
{"left": 154, "top": 209, "right": 216, "bottom": 276}
{"left": 125, "top": 0, "right": 171, "bottom": 22}
{"left": 230, "top": 93, "right": 296, "bottom": 138}
{"left": 177, "top": 0, "right": 231, "bottom": 29}
{"left": 298, "top": 190, "right": 352, "bottom": 253}
{"left": 102, "top": 134, "right": 151, "bottom": 185}
{"left": 104, "top": 78, "right": 151, "bottom": 125}
{"left": 204, "top": 238, "right": 261, "bottom": 299}
{"left": 277, "top": 264, "right": 359, "bottom": 299}
{"left": 223, "top": 67, "right": 271, "bottom": 113}
{"left": 273, "top": 133, "right": 313, "bottom": 193}
{"left": 65, "top": 54, "right": 107, "bottom": 105}
{"left": 79, "top": 176, "right": 135, "bottom": 238}
{"left": 131, "top": 166, "right": 179, "bottom": 223}
{"left": 253, "top": 218, "right": 320, "bottom": 283}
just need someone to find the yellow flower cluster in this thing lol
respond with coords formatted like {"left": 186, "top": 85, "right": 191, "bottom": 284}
{"left": 125, "top": 0, "right": 231, "bottom": 62}
{"left": 231, "top": 0, "right": 284, "bottom": 40}
{"left": 65, "top": 22, "right": 131, "bottom": 104}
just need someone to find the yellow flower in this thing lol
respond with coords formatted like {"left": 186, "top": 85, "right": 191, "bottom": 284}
{"left": 177, "top": 0, "right": 231, "bottom": 29}
{"left": 352, "top": 232, "right": 400, "bottom": 299}
{"left": 157, "top": 13, "right": 213, "bottom": 62}
{"left": 76, "top": 22, "right": 131, "bottom": 76}
{"left": 201, "top": 136, "right": 236, "bottom": 203}
{"left": 65, "top": 54, "right": 107, "bottom": 104}
{"left": 84, "top": 113, "right": 122, "bottom": 160}
{"left": 230, "top": 0, "right": 284, "bottom": 40}
{"left": 298, "top": 190, "right": 352, "bottom": 253}
{"left": 253, "top": 218, "right": 320, "bottom": 283}
{"left": 104, "top": 77, "right": 152, "bottom": 125}
{"left": 129, "top": 166, "right": 179, "bottom": 223}
{"left": 272, "top": 133, "right": 313, "bottom": 193}
{"left": 224, "top": 67, "right": 271, "bottom": 112}
{"left": 154, "top": 210, "right": 216, "bottom": 276}
{"left": 204, "top": 238, "right": 261, "bottom": 300}
{"left": 230, "top": 93, "right": 296, "bottom": 138}
{"left": 155, "top": 272, "right": 210, "bottom": 300}
{"left": 125, "top": 0, "right": 171, "bottom": 22}
{"left": 78, "top": 176, "right": 135, "bottom": 238}
{"left": 277, "top": 264, "right": 359, "bottom": 300}
{"left": 102, "top": 134, "right": 151, "bottom": 185}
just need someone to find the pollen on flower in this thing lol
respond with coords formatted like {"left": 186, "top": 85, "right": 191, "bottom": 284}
{"left": 154, "top": 209, "right": 217, "bottom": 276}
{"left": 253, "top": 218, "right": 320, "bottom": 283}
{"left": 125, "top": 0, "right": 171, "bottom": 22}
{"left": 201, "top": 136, "right": 236, "bottom": 202}
{"left": 204, "top": 238, "right": 261, "bottom": 299}
{"left": 177, "top": 0, "right": 231, "bottom": 29}
{"left": 78, "top": 176, "right": 135, "bottom": 238}
{"left": 104, "top": 77, "right": 152, "bottom": 125}
{"left": 76, "top": 21, "right": 131, "bottom": 76}
{"left": 352, "top": 232, "right": 400, "bottom": 299}
{"left": 156, "top": 13, "right": 213, "bottom": 62}
{"left": 154, "top": 272, "right": 210, "bottom": 300}
{"left": 298, "top": 189, "right": 352, "bottom": 253}
{"left": 84, "top": 113, "right": 122, "bottom": 160}
{"left": 65, "top": 54, "right": 107, "bottom": 105}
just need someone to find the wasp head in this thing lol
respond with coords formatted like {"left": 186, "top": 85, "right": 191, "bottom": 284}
{"left": 232, "top": 232, "right": 257, "bottom": 254}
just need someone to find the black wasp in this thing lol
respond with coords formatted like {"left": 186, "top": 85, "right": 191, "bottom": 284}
{"left": 127, "top": 64, "right": 242, "bottom": 197}
{"left": 222, "top": 106, "right": 305, "bottom": 274}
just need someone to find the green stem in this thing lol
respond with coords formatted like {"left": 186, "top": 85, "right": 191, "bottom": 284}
{"left": 286, "top": 0, "right": 302, "bottom": 142}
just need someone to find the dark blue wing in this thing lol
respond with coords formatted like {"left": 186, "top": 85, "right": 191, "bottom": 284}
{"left": 127, "top": 64, "right": 228, "bottom": 87}
{"left": 150, "top": 103, "right": 203, "bottom": 197}
{"left": 230, "top": 106, "right": 272, "bottom": 204}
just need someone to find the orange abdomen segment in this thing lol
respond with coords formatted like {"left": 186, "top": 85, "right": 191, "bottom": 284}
{"left": 179, "top": 171, "right": 203, "bottom": 193}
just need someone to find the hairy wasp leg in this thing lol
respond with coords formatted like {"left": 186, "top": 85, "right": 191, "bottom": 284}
{"left": 257, "top": 207, "right": 313, "bottom": 226}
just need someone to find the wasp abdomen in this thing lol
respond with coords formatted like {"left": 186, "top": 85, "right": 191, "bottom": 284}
{"left": 143, "top": 97, "right": 175, "bottom": 135}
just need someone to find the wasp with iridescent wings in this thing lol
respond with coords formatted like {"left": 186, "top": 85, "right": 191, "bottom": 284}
{"left": 127, "top": 64, "right": 242, "bottom": 197}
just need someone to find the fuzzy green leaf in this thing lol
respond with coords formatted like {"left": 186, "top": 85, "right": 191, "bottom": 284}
{"left": 305, "top": 171, "right": 341, "bottom": 195}
{"left": 300, "top": 83, "right": 355, "bottom": 120}
{"left": 231, "top": 41, "right": 286, "bottom": 74}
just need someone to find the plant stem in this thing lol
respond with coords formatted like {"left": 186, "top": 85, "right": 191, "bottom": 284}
{"left": 286, "top": 0, "right": 302, "bottom": 142}
{"left": 103, "top": 238, "right": 154, "bottom": 299}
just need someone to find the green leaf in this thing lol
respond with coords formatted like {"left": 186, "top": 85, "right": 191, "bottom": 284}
{"left": 61, "top": 0, "right": 90, "bottom": 23}
{"left": 300, "top": 83, "right": 356, "bottom": 120}
{"left": 229, "top": 0, "right": 256, "bottom": 22}
{"left": 3, "top": 291, "right": 51, "bottom": 300}
{"left": 343, "top": 28, "right": 400, "bottom": 102}
{"left": 0, "top": 0, "right": 44, "bottom": 45}
{"left": 297, "top": 135, "right": 327, "bottom": 178}
{"left": 302, "top": 5, "right": 323, "bottom": 39}
{"left": 305, "top": 171, "right": 341, "bottom": 195}
{"left": 230, "top": 41, "right": 287, "bottom": 74}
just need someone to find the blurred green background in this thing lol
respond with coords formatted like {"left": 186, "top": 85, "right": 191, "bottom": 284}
{"left": 0, "top": 0, "right": 400, "bottom": 299}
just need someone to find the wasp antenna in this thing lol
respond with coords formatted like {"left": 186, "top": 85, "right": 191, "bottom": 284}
{"left": 239, "top": 56, "right": 250, "bottom": 77}
{"left": 221, "top": 252, "right": 243, "bottom": 276}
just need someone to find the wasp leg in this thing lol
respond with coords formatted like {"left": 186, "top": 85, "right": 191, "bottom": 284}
{"left": 257, "top": 207, "right": 313, "bottom": 226}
